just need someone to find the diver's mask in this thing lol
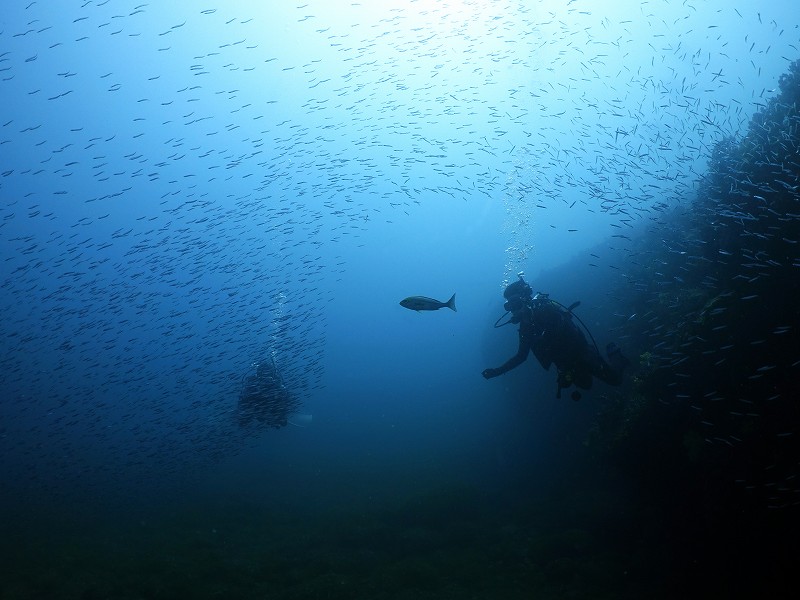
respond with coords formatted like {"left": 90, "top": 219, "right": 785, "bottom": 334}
{"left": 503, "top": 295, "right": 525, "bottom": 314}
{"left": 495, "top": 294, "right": 531, "bottom": 327}
{"left": 494, "top": 275, "right": 534, "bottom": 328}
{"left": 508, "top": 297, "right": 530, "bottom": 324}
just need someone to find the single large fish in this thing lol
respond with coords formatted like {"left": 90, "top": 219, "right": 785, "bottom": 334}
{"left": 400, "top": 293, "right": 457, "bottom": 312}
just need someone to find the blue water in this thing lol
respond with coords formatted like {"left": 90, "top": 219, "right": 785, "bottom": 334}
{"left": 2, "top": 1, "right": 799, "bottom": 598}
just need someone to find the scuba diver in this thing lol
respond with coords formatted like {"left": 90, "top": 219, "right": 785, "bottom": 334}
{"left": 237, "top": 357, "right": 301, "bottom": 428}
{"left": 482, "top": 275, "right": 629, "bottom": 401}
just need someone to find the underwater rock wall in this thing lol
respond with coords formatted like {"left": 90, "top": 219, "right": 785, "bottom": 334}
{"left": 608, "top": 59, "right": 800, "bottom": 509}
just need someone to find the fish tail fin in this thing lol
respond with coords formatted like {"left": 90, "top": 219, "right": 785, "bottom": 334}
{"left": 446, "top": 293, "right": 457, "bottom": 312}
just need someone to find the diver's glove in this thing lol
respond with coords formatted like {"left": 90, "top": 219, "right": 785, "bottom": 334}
{"left": 482, "top": 368, "right": 501, "bottom": 379}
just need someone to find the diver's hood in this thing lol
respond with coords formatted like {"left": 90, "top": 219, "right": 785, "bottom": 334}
{"left": 503, "top": 278, "right": 532, "bottom": 300}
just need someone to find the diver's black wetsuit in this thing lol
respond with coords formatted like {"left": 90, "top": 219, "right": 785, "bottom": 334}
{"left": 487, "top": 299, "right": 624, "bottom": 395}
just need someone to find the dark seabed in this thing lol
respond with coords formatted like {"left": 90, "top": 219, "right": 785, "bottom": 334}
{"left": 1, "top": 1, "right": 799, "bottom": 599}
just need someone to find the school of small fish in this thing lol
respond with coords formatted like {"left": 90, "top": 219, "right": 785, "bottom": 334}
{"left": 0, "top": 1, "right": 798, "bottom": 505}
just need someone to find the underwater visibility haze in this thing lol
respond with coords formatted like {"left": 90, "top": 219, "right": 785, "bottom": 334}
{"left": 2, "top": 1, "right": 800, "bottom": 598}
